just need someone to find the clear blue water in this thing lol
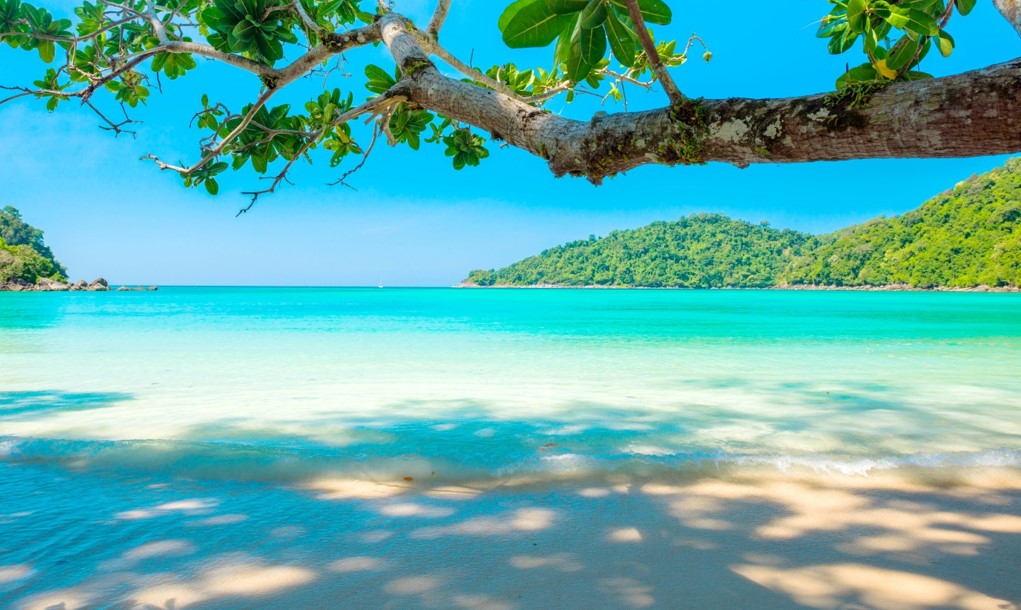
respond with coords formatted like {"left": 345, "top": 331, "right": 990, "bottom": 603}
{"left": 2, "top": 288, "right": 1020, "bottom": 484}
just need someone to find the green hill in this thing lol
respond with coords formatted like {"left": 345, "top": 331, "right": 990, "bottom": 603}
{"left": 466, "top": 214, "right": 816, "bottom": 288}
{"left": 0, "top": 206, "right": 67, "bottom": 284}
{"left": 465, "top": 159, "right": 1021, "bottom": 289}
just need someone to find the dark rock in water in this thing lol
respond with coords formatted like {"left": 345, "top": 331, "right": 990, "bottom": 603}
{"left": 69, "top": 280, "right": 87, "bottom": 291}
{"left": 149, "top": 286, "right": 158, "bottom": 291}
{"left": 116, "top": 285, "right": 131, "bottom": 292}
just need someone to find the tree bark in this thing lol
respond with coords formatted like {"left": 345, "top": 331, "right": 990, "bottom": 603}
{"left": 380, "top": 14, "right": 1021, "bottom": 182}
{"left": 995, "top": 0, "right": 1021, "bottom": 37}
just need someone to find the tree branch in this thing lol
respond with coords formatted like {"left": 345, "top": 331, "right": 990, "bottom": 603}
{"left": 621, "top": 0, "right": 684, "bottom": 106}
{"left": 293, "top": 0, "right": 321, "bottom": 35}
{"left": 426, "top": 0, "right": 452, "bottom": 39}
{"left": 379, "top": 12, "right": 1021, "bottom": 182}
{"left": 995, "top": 0, "right": 1021, "bottom": 37}
{"left": 144, "top": 87, "right": 277, "bottom": 175}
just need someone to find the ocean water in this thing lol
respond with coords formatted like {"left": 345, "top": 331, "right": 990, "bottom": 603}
{"left": 2, "top": 288, "right": 1020, "bottom": 483}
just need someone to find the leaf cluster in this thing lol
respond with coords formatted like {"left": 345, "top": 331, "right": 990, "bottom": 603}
{"left": 818, "top": 0, "right": 974, "bottom": 89}
{"left": 499, "top": 0, "right": 672, "bottom": 83}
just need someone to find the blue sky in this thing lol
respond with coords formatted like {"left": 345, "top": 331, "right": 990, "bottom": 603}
{"left": 1, "top": 0, "right": 1018, "bottom": 285}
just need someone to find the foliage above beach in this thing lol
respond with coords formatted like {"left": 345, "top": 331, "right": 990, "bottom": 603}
{"left": 0, "top": 205, "right": 67, "bottom": 283}
{"left": 1, "top": 0, "right": 1020, "bottom": 209}
{"left": 465, "top": 157, "right": 1021, "bottom": 289}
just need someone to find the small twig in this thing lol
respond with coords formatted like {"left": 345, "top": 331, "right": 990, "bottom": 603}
{"left": 410, "top": 28, "right": 568, "bottom": 105}
{"left": 522, "top": 83, "right": 571, "bottom": 104}
{"left": 86, "top": 99, "right": 139, "bottom": 136}
{"left": 600, "top": 68, "right": 653, "bottom": 89}
{"left": 234, "top": 93, "right": 402, "bottom": 213}
{"left": 411, "top": 30, "right": 517, "bottom": 97}
{"left": 330, "top": 123, "right": 381, "bottom": 189}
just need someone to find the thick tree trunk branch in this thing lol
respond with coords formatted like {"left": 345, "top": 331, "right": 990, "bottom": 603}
{"left": 380, "top": 11, "right": 1021, "bottom": 182}
{"left": 995, "top": 0, "right": 1021, "bottom": 37}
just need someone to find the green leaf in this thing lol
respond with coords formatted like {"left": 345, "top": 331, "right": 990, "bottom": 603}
{"left": 545, "top": 0, "right": 587, "bottom": 14}
{"left": 885, "top": 7, "right": 938, "bottom": 37}
{"left": 608, "top": 0, "right": 670, "bottom": 25}
{"left": 501, "top": 0, "right": 572, "bottom": 47}
{"left": 578, "top": 20, "right": 607, "bottom": 67}
{"left": 580, "top": 0, "right": 607, "bottom": 28}
{"left": 836, "top": 63, "right": 878, "bottom": 89}
{"left": 936, "top": 30, "right": 954, "bottom": 57}
{"left": 816, "top": 17, "right": 847, "bottom": 39}
{"left": 886, "top": 35, "right": 920, "bottom": 71}
{"left": 38, "top": 40, "right": 54, "bottom": 63}
{"left": 954, "top": 0, "right": 976, "bottom": 16}
{"left": 845, "top": 0, "right": 867, "bottom": 33}
{"left": 871, "top": 0, "right": 892, "bottom": 20}
{"left": 205, "top": 178, "right": 219, "bottom": 195}
{"left": 252, "top": 153, "right": 267, "bottom": 173}
{"left": 603, "top": 6, "right": 636, "bottom": 66}
{"left": 365, "top": 64, "right": 397, "bottom": 93}
{"left": 499, "top": 0, "right": 542, "bottom": 30}
{"left": 828, "top": 28, "right": 858, "bottom": 54}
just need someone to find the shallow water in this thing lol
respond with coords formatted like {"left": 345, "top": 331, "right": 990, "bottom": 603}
{"left": 2, "top": 288, "right": 1020, "bottom": 483}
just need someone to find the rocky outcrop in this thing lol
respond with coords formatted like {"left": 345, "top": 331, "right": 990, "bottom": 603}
{"left": 1, "top": 278, "right": 31, "bottom": 292}
{"left": 34, "top": 278, "right": 69, "bottom": 291}
{"left": 0, "top": 277, "right": 125, "bottom": 292}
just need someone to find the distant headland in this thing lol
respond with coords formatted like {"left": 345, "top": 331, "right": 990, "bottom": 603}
{"left": 0, "top": 205, "right": 156, "bottom": 292}
{"left": 464, "top": 158, "right": 1021, "bottom": 290}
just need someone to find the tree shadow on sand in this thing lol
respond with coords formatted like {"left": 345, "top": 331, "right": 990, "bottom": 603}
{"left": 1, "top": 433, "right": 1020, "bottom": 609}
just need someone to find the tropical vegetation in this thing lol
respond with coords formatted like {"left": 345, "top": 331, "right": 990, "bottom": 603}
{"left": 0, "top": 205, "right": 67, "bottom": 283}
{"left": 465, "top": 158, "right": 1021, "bottom": 289}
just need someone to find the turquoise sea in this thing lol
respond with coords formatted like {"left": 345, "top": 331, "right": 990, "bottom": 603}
{"left": 2, "top": 288, "right": 1021, "bottom": 608}
{"left": 2, "top": 288, "right": 1021, "bottom": 482}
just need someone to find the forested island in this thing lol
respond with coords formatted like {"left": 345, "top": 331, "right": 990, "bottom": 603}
{"left": 0, "top": 206, "right": 68, "bottom": 284}
{"left": 465, "top": 158, "right": 1021, "bottom": 289}
{"left": 0, "top": 206, "right": 115, "bottom": 291}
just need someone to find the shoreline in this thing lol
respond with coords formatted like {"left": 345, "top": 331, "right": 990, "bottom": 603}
{"left": 456, "top": 282, "right": 1021, "bottom": 292}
